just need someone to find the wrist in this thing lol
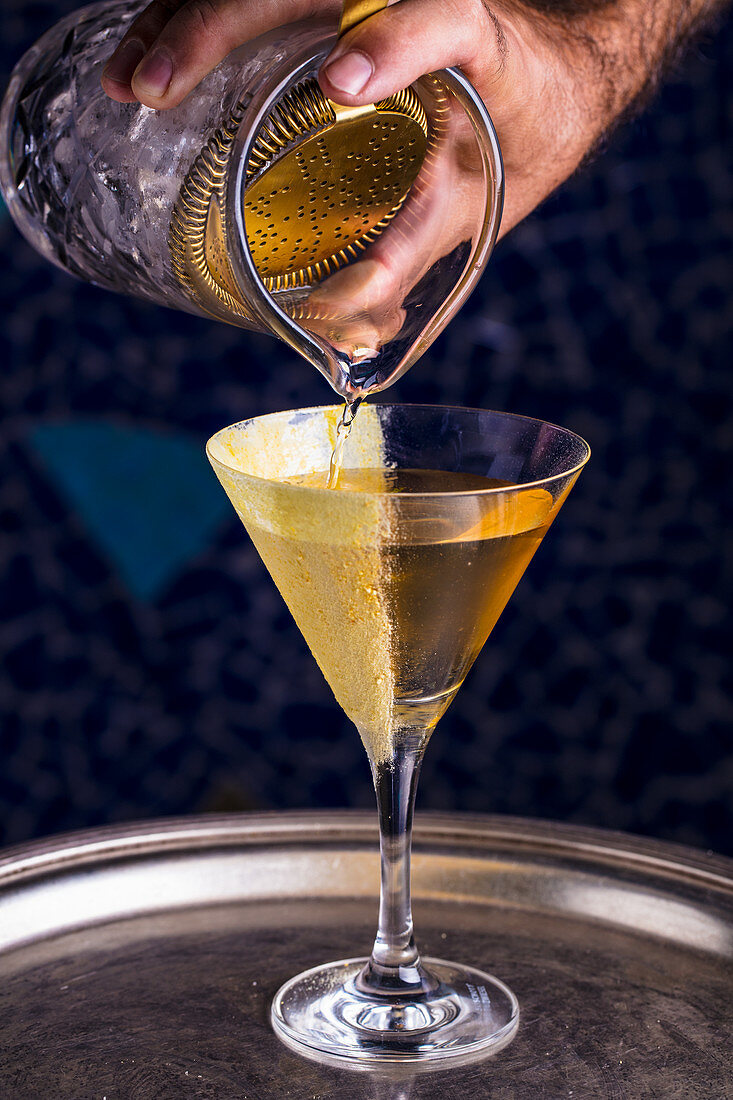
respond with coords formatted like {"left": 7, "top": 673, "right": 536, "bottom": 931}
{"left": 500, "top": 0, "right": 728, "bottom": 129}
{"left": 485, "top": 5, "right": 609, "bottom": 225}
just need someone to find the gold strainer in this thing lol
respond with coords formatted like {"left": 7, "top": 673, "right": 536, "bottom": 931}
{"left": 169, "top": 0, "right": 429, "bottom": 322}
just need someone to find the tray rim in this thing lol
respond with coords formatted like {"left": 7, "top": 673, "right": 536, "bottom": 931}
{"left": 1, "top": 811, "right": 731, "bottom": 898}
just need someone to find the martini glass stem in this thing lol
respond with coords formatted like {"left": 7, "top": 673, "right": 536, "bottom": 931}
{"left": 358, "top": 738, "right": 436, "bottom": 998}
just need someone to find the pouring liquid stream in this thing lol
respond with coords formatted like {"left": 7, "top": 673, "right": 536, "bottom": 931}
{"left": 327, "top": 397, "right": 363, "bottom": 489}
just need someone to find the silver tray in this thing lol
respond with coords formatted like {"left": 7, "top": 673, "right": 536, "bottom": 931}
{"left": 1, "top": 812, "right": 731, "bottom": 1098}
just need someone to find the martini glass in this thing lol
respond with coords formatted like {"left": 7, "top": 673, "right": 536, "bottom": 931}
{"left": 207, "top": 403, "right": 589, "bottom": 1068}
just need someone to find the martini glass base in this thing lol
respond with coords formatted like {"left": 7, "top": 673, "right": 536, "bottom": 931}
{"left": 271, "top": 956, "right": 519, "bottom": 1069}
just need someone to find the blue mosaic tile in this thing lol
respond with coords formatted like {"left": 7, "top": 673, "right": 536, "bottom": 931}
{"left": 29, "top": 421, "right": 230, "bottom": 601}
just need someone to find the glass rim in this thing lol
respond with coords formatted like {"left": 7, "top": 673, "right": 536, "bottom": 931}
{"left": 206, "top": 402, "right": 591, "bottom": 498}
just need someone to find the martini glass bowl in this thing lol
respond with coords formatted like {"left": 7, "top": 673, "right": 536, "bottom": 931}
{"left": 207, "top": 403, "right": 589, "bottom": 1068}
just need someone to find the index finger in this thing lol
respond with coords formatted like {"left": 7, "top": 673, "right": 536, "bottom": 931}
{"left": 103, "top": 0, "right": 342, "bottom": 107}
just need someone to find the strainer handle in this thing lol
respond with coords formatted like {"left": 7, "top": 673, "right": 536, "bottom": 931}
{"left": 339, "top": 0, "right": 389, "bottom": 37}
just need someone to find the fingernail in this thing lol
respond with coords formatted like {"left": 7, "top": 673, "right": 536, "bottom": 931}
{"left": 133, "top": 48, "right": 174, "bottom": 98}
{"left": 323, "top": 51, "right": 373, "bottom": 96}
{"left": 102, "top": 38, "right": 146, "bottom": 86}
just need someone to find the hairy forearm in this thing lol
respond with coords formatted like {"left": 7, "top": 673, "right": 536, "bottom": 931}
{"left": 481, "top": 0, "right": 728, "bottom": 226}
{"left": 513, "top": 0, "right": 729, "bottom": 129}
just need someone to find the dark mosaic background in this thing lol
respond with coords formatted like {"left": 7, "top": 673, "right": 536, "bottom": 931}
{"left": 0, "top": 2, "right": 731, "bottom": 855}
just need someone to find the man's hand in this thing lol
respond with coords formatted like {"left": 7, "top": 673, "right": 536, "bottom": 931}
{"left": 101, "top": 0, "right": 725, "bottom": 237}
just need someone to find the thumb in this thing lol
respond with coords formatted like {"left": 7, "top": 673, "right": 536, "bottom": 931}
{"left": 320, "top": 0, "right": 504, "bottom": 104}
